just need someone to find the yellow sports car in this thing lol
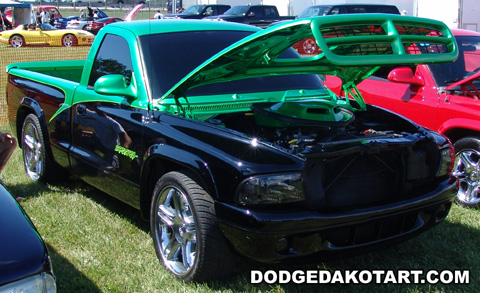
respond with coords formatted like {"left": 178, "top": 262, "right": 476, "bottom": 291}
{"left": 0, "top": 23, "right": 95, "bottom": 48}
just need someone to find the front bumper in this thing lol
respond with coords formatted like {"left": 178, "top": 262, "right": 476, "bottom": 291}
{"left": 215, "top": 178, "right": 456, "bottom": 263}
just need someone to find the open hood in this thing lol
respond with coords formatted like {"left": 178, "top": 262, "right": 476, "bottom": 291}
{"left": 123, "top": 4, "right": 144, "bottom": 21}
{"left": 96, "top": 9, "right": 108, "bottom": 19}
{"left": 162, "top": 14, "right": 457, "bottom": 109}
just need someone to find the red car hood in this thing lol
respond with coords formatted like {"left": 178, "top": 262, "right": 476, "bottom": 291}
{"left": 123, "top": 4, "right": 144, "bottom": 21}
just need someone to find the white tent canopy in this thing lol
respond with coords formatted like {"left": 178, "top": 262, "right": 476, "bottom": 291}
{"left": 0, "top": 0, "right": 32, "bottom": 27}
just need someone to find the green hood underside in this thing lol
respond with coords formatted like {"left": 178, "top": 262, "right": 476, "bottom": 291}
{"left": 162, "top": 14, "right": 457, "bottom": 110}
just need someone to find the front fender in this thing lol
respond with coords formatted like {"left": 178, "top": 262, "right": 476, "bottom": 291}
{"left": 139, "top": 143, "right": 219, "bottom": 220}
{"left": 143, "top": 143, "right": 218, "bottom": 196}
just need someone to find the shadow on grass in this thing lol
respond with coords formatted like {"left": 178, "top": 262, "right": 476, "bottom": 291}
{"left": 47, "top": 244, "right": 102, "bottom": 293}
{"left": 6, "top": 181, "right": 52, "bottom": 200}
{"left": 9, "top": 176, "right": 150, "bottom": 232}
{"left": 64, "top": 178, "right": 151, "bottom": 233}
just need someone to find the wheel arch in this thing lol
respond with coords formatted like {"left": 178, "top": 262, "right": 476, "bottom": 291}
{"left": 139, "top": 144, "right": 218, "bottom": 220}
{"left": 16, "top": 98, "right": 48, "bottom": 149}
{"left": 440, "top": 121, "right": 480, "bottom": 144}
{"left": 62, "top": 33, "right": 78, "bottom": 46}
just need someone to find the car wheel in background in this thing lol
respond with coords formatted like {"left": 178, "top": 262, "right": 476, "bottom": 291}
{"left": 150, "top": 171, "right": 235, "bottom": 282}
{"left": 62, "top": 34, "right": 78, "bottom": 47}
{"left": 9, "top": 35, "right": 24, "bottom": 48}
{"left": 453, "top": 137, "right": 480, "bottom": 208}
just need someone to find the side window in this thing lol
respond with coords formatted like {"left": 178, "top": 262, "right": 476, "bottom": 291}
{"left": 219, "top": 6, "right": 229, "bottom": 14}
{"left": 250, "top": 7, "right": 263, "bottom": 17}
{"left": 370, "top": 66, "right": 396, "bottom": 80}
{"left": 88, "top": 34, "right": 133, "bottom": 88}
{"left": 329, "top": 8, "right": 340, "bottom": 15}
{"left": 336, "top": 7, "right": 348, "bottom": 14}
{"left": 350, "top": 7, "right": 368, "bottom": 13}
{"left": 264, "top": 7, "right": 275, "bottom": 17}
{"left": 204, "top": 6, "right": 213, "bottom": 16}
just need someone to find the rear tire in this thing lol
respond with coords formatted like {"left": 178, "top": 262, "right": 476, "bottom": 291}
{"left": 453, "top": 137, "right": 480, "bottom": 208}
{"left": 21, "top": 114, "right": 64, "bottom": 183}
{"left": 150, "top": 171, "right": 235, "bottom": 282}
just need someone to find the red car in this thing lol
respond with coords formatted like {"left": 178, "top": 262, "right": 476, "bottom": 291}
{"left": 85, "top": 17, "right": 123, "bottom": 35}
{"left": 0, "top": 15, "right": 12, "bottom": 31}
{"left": 325, "top": 29, "right": 480, "bottom": 208}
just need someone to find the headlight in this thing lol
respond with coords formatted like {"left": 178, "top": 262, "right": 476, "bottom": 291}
{"left": 235, "top": 173, "right": 305, "bottom": 205}
{"left": 0, "top": 273, "right": 56, "bottom": 293}
{"left": 437, "top": 147, "right": 455, "bottom": 177}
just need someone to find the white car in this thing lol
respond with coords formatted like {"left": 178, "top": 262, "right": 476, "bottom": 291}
{"left": 66, "top": 17, "right": 95, "bottom": 30}
{"left": 66, "top": 8, "right": 107, "bottom": 30}
{"left": 72, "top": 0, "right": 105, "bottom": 4}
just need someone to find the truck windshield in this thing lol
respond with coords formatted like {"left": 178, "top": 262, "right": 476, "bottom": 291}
{"left": 429, "top": 35, "right": 480, "bottom": 86}
{"left": 223, "top": 6, "right": 250, "bottom": 16}
{"left": 298, "top": 6, "right": 332, "bottom": 18}
{"left": 139, "top": 30, "right": 325, "bottom": 100}
{"left": 182, "top": 5, "right": 204, "bottom": 15}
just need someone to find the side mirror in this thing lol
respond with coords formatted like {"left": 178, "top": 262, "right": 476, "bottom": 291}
{"left": 387, "top": 67, "right": 424, "bottom": 86}
{"left": 248, "top": 12, "right": 256, "bottom": 17}
{"left": 94, "top": 74, "right": 137, "bottom": 99}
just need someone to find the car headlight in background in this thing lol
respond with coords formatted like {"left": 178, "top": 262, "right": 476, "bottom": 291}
{"left": 0, "top": 273, "right": 56, "bottom": 293}
{"left": 236, "top": 173, "right": 305, "bottom": 205}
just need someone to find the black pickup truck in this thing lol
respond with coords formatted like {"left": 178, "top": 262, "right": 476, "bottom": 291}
{"left": 7, "top": 15, "right": 458, "bottom": 282}
{"left": 203, "top": 4, "right": 295, "bottom": 28}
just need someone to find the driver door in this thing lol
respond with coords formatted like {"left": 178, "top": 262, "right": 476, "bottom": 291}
{"left": 70, "top": 33, "right": 145, "bottom": 208}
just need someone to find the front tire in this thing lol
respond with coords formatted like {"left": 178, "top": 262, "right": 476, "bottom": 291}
{"left": 62, "top": 34, "right": 78, "bottom": 47}
{"left": 9, "top": 34, "right": 24, "bottom": 48}
{"left": 150, "top": 171, "right": 235, "bottom": 282}
{"left": 453, "top": 137, "right": 480, "bottom": 208}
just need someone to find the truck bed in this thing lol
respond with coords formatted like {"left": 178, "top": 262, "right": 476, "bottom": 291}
{"left": 7, "top": 60, "right": 85, "bottom": 83}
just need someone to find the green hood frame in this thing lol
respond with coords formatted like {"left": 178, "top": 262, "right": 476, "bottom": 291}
{"left": 162, "top": 14, "right": 458, "bottom": 110}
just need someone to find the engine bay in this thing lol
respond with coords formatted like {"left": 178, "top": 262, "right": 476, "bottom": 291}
{"left": 208, "top": 100, "right": 421, "bottom": 155}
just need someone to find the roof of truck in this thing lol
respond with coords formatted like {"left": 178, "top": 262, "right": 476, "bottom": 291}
{"left": 106, "top": 19, "right": 259, "bottom": 36}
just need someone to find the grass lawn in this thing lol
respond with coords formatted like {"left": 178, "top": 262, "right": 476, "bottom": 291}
{"left": 1, "top": 141, "right": 479, "bottom": 292}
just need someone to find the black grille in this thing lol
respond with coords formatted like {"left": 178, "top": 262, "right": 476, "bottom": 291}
{"left": 325, "top": 212, "right": 420, "bottom": 247}
{"left": 303, "top": 145, "right": 438, "bottom": 212}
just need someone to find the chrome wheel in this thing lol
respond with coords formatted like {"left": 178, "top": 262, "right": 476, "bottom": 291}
{"left": 150, "top": 171, "right": 235, "bottom": 282}
{"left": 22, "top": 118, "right": 43, "bottom": 181}
{"left": 153, "top": 185, "right": 196, "bottom": 277}
{"left": 62, "top": 34, "right": 77, "bottom": 47}
{"left": 453, "top": 148, "right": 480, "bottom": 207}
{"left": 9, "top": 35, "right": 24, "bottom": 48}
